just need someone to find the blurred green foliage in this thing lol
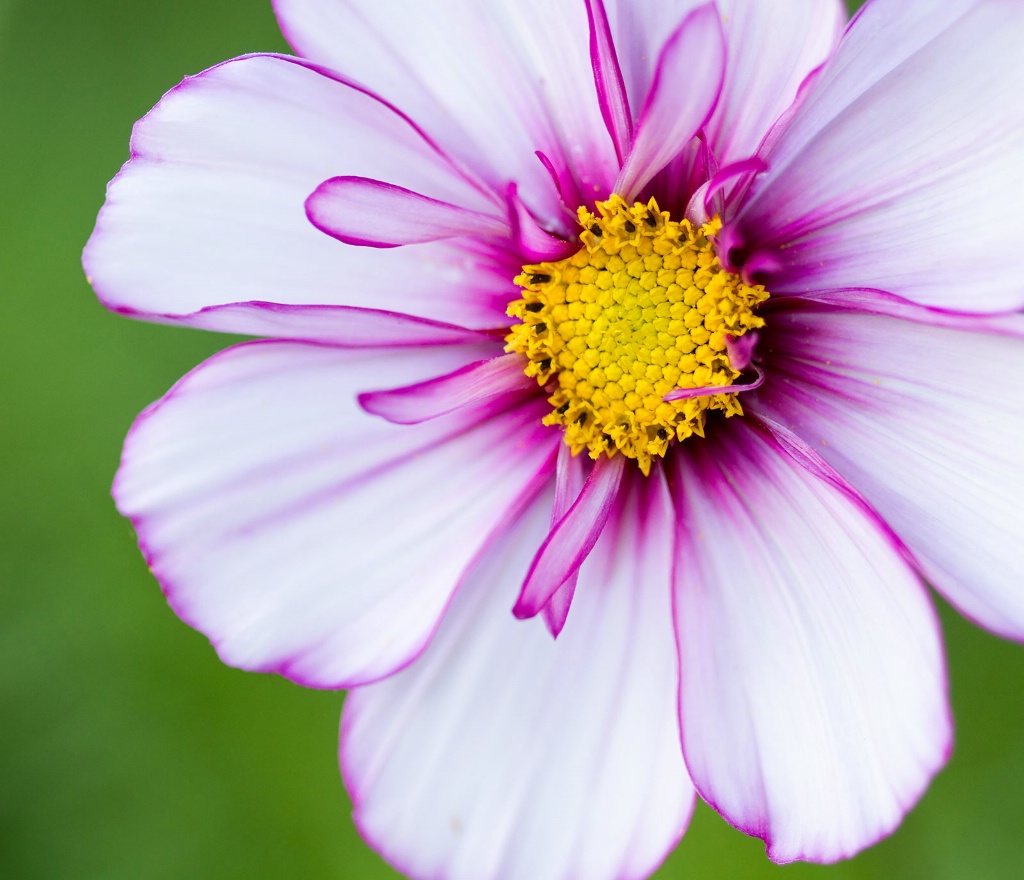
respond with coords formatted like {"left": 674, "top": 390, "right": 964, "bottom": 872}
{"left": 3, "top": 0, "right": 1023, "bottom": 878}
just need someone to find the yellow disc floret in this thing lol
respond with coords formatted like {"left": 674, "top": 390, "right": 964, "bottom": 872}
{"left": 506, "top": 195, "right": 768, "bottom": 475}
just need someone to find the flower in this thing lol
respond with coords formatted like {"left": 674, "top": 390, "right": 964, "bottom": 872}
{"left": 83, "top": 0, "right": 1024, "bottom": 878}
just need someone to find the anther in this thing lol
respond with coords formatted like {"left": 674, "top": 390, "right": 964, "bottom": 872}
{"left": 644, "top": 213, "right": 657, "bottom": 228}
{"left": 534, "top": 322, "right": 547, "bottom": 334}
{"left": 624, "top": 220, "right": 636, "bottom": 234}
{"left": 577, "top": 412, "right": 588, "bottom": 426}
{"left": 539, "top": 358, "right": 552, "bottom": 372}
{"left": 525, "top": 302, "right": 544, "bottom": 312}
{"left": 590, "top": 224, "right": 601, "bottom": 236}
{"left": 530, "top": 273, "right": 551, "bottom": 284}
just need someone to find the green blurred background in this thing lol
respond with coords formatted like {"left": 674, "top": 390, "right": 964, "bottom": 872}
{"left": 2, "top": 1, "right": 1023, "bottom": 877}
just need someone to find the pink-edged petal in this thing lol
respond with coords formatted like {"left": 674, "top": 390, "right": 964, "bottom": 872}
{"left": 84, "top": 54, "right": 515, "bottom": 334}
{"left": 540, "top": 444, "right": 588, "bottom": 638}
{"left": 116, "top": 340, "right": 559, "bottom": 689}
{"left": 731, "top": 1, "right": 1024, "bottom": 312}
{"left": 670, "top": 418, "right": 950, "bottom": 864}
{"left": 307, "top": 177, "right": 509, "bottom": 248}
{"left": 614, "top": 4, "right": 725, "bottom": 200}
{"left": 585, "top": 0, "right": 633, "bottom": 164}
{"left": 273, "top": 0, "right": 618, "bottom": 231}
{"left": 754, "top": 300, "right": 1024, "bottom": 640}
{"left": 342, "top": 468, "right": 694, "bottom": 880}
{"left": 513, "top": 454, "right": 626, "bottom": 620}
{"left": 111, "top": 302, "right": 497, "bottom": 348}
{"left": 358, "top": 353, "right": 536, "bottom": 425}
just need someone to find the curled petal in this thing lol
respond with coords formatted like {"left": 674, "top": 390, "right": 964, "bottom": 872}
{"left": 615, "top": 3, "right": 725, "bottom": 200}
{"left": 307, "top": 177, "right": 510, "bottom": 248}
{"left": 359, "top": 353, "right": 537, "bottom": 425}
{"left": 513, "top": 454, "right": 626, "bottom": 620}
{"left": 540, "top": 444, "right": 589, "bottom": 637}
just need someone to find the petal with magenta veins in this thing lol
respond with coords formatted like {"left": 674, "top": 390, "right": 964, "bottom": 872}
{"left": 753, "top": 300, "right": 1024, "bottom": 641}
{"left": 342, "top": 468, "right": 693, "bottom": 880}
{"left": 732, "top": 0, "right": 1024, "bottom": 312}
{"left": 115, "top": 340, "right": 558, "bottom": 690}
{"left": 84, "top": 54, "right": 515, "bottom": 334}
{"left": 273, "top": 0, "right": 618, "bottom": 231}
{"left": 670, "top": 418, "right": 950, "bottom": 864}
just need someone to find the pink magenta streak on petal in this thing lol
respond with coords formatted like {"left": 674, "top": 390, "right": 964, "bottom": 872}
{"left": 514, "top": 454, "right": 626, "bottom": 620}
{"left": 535, "top": 150, "right": 584, "bottom": 220}
{"left": 761, "top": 287, "right": 1024, "bottom": 337}
{"left": 585, "top": 0, "right": 633, "bottom": 165}
{"left": 541, "top": 444, "right": 588, "bottom": 638}
{"left": 358, "top": 353, "right": 538, "bottom": 425}
{"left": 615, "top": 3, "right": 726, "bottom": 200}
{"left": 98, "top": 300, "right": 505, "bottom": 347}
{"left": 506, "top": 183, "right": 577, "bottom": 263}
{"left": 306, "top": 177, "right": 510, "bottom": 248}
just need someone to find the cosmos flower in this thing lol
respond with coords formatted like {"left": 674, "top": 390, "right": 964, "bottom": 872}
{"left": 84, "top": 0, "right": 1024, "bottom": 878}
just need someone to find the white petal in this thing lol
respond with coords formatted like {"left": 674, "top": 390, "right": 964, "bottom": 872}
{"left": 670, "top": 418, "right": 950, "bottom": 863}
{"left": 342, "top": 469, "right": 694, "bottom": 880}
{"left": 84, "top": 54, "right": 515, "bottom": 334}
{"left": 272, "top": 0, "right": 619, "bottom": 229}
{"left": 116, "top": 340, "right": 558, "bottom": 688}
{"left": 754, "top": 301, "right": 1024, "bottom": 640}
{"left": 731, "top": 0, "right": 1024, "bottom": 312}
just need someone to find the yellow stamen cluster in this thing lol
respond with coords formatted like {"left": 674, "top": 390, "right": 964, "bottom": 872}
{"left": 506, "top": 195, "right": 768, "bottom": 475}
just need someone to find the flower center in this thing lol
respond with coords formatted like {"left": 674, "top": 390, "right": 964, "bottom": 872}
{"left": 506, "top": 195, "right": 768, "bottom": 475}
